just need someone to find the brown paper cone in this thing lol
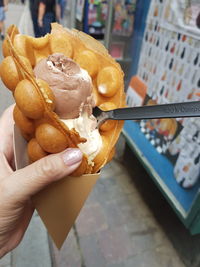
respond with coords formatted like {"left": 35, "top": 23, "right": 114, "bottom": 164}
{"left": 33, "top": 173, "right": 99, "bottom": 249}
{"left": 14, "top": 125, "right": 99, "bottom": 249}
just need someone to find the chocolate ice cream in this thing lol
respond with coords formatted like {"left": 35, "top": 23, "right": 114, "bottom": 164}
{"left": 34, "top": 53, "right": 95, "bottom": 119}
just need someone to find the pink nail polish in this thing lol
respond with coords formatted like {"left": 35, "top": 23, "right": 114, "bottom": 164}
{"left": 62, "top": 148, "right": 82, "bottom": 166}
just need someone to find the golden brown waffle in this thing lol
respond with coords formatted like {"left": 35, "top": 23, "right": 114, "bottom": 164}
{"left": 0, "top": 23, "right": 126, "bottom": 175}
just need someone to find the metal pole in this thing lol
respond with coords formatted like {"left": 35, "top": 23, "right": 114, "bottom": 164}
{"left": 70, "top": 0, "right": 77, "bottom": 29}
{"left": 104, "top": 0, "right": 113, "bottom": 49}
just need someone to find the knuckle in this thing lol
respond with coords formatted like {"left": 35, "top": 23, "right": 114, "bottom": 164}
{"left": 0, "top": 180, "right": 8, "bottom": 199}
{"left": 0, "top": 178, "right": 15, "bottom": 203}
{"left": 35, "top": 156, "right": 62, "bottom": 179}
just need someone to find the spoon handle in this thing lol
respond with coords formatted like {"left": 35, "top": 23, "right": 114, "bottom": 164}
{"left": 109, "top": 101, "right": 200, "bottom": 120}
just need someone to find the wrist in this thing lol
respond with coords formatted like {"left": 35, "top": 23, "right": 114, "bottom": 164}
{"left": 0, "top": 246, "right": 7, "bottom": 259}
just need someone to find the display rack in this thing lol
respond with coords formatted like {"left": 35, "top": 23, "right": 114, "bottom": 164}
{"left": 122, "top": 0, "right": 200, "bottom": 234}
{"left": 123, "top": 121, "right": 200, "bottom": 234}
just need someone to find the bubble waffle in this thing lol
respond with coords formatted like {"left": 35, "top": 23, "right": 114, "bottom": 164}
{"left": 0, "top": 23, "right": 126, "bottom": 175}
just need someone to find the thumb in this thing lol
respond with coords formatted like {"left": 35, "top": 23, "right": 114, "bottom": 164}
{"left": 5, "top": 148, "right": 83, "bottom": 201}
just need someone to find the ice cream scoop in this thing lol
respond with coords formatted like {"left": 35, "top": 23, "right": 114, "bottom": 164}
{"left": 34, "top": 53, "right": 95, "bottom": 119}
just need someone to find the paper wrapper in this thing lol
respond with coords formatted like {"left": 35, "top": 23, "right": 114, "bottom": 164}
{"left": 14, "top": 125, "right": 100, "bottom": 249}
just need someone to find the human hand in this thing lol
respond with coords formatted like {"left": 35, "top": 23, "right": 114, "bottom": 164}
{"left": 0, "top": 105, "right": 83, "bottom": 258}
{"left": 0, "top": 104, "right": 15, "bottom": 168}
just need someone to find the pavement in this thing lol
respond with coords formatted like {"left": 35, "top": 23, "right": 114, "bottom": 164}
{"left": 0, "top": 3, "right": 200, "bottom": 267}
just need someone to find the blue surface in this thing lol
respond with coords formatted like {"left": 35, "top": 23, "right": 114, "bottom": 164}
{"left": 128, "top": 0, "right": 151, "bottom": 78}
{"left": 124, "top": 120, "right": 200, "bottom": 212}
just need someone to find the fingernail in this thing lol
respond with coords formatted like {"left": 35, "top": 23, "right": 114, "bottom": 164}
{"left": 62, "top": 148, "right": 83, "bottom": 166}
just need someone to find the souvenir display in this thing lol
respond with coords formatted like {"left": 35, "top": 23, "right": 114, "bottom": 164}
{"left": 160, "top": 0, "right": 200, "bottom": 39}
{"left": 169, "top": 118, "right": 200, "bottom": 188}
{"left": 87, "top": 0, "right": 108, "bottom": 39}
{"left": 112, "top": 0, "right": 136, "bottom": 37}
{"left": 129, "top": 0, "right": 200, "bottom": 188}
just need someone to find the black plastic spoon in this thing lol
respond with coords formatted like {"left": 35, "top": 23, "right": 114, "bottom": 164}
{"left": 93, "top": 101, "right": 200, "bottom": 127}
